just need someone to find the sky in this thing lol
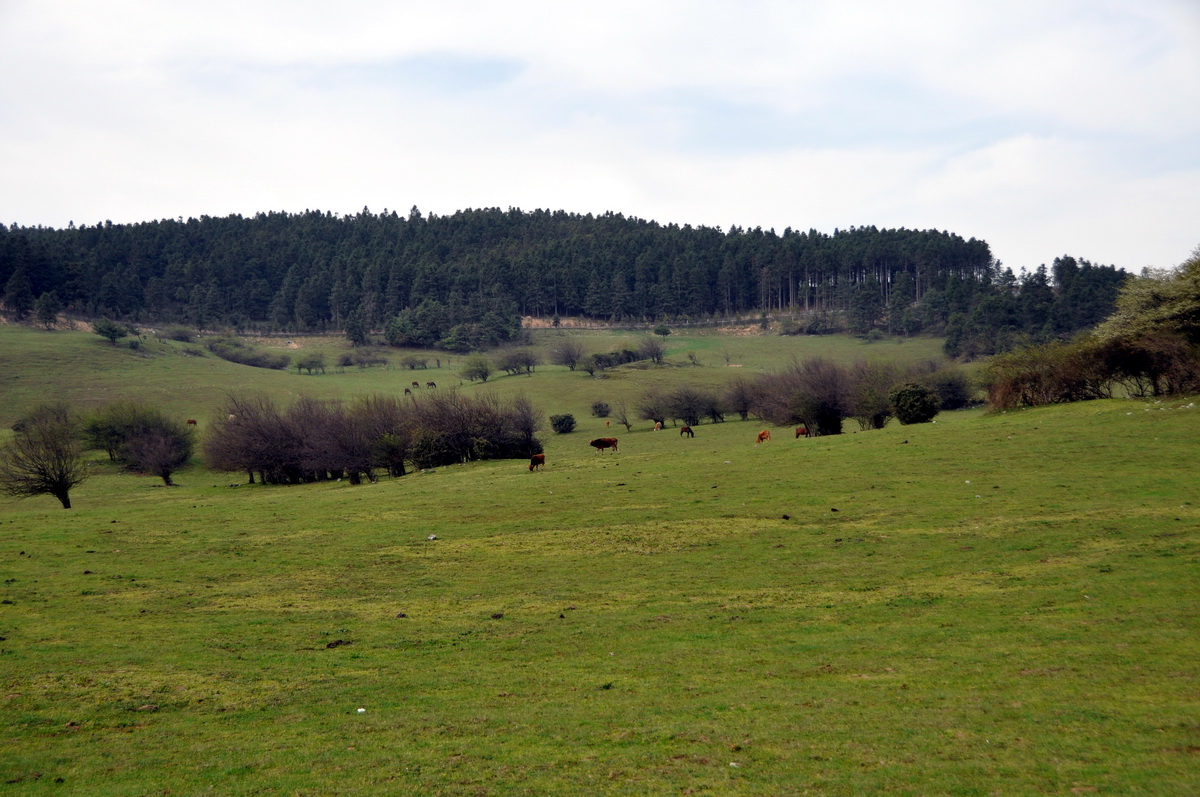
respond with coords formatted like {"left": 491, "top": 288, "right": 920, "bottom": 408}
{"left": 1, "top": 0, "right": 1198, "bottom": 274}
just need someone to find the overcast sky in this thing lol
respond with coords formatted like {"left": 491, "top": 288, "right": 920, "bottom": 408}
{"left": 2, "top": 0, "right": 1197, "bottom": 273}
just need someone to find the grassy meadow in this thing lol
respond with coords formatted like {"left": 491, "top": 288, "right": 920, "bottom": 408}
{"left": 0, "top": 325, "right": 1197, "bottom": 795}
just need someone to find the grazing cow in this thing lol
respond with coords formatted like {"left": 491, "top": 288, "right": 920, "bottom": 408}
{"left": 680, "top": 425, "right": 694, "bottom": 438}
{"left": 605, "top": 420, "right": 611, "bottom": 427}
{"left": 186, "top": 419, "right": 197, "bottom": 426}
{"left": 412, "top": 381, "right": 420, "bottom": 389}
{"left": 756, "top": 429, "right": 771, "bottom": 444}
{"left": 529, "top": 453, "right": 546, "bottom": 471}
{"left": 589, "top": 437, "right": 619, "bottom": 454}
{"left": 427, "top": 381, "right": 437, "bottom": 389}
{"left": 795, "top": 425, "right": 808, "bottom": 438}
{"left": 653, "top": 421, "right": 663, "bottom": 431}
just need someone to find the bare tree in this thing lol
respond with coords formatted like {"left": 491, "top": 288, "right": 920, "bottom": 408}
{"left": 635, "top": 388, "right": 670, "bottom": 427}
{"left": 637, "top": 336, "right": 666, "bottom": 364}
{"left": 611, "top": 399, "right": 634, "bottom": 432}
{"left": 0, "top": 404, "right": 89, "bottom": 509}
{"left": 722, "top": 377, "right": 759, "bottom": 421}
{"left": 549, "top": 338, "right": 587, "bottom": 371}
{"left": 847, "top": 361, "right": 900, "bottom": 430}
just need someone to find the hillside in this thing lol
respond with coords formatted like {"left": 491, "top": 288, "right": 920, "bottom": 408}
{"left": 0, "top": 324, "right": 1198, "bottom": 793}
{"left": 2, "top": 209, "right": 1124, "bottom": 356}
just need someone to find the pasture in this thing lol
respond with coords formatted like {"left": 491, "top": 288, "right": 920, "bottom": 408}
{"left": 0, "top": 325, "right": 1197, "bottom": 795}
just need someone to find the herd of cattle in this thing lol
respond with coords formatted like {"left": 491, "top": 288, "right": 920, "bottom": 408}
{"left": 526, "top": 422, "right": 811, "bottom": 471}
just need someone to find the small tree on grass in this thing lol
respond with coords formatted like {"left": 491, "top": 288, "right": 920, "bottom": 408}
{"left": 93, "top": 318, "right": 129, "bottom": 346}
{"left": 612, "top": 399, "right": 634, "bottom": 432}
{"left": 549, "top": 338, "right": 587, "bottom": 371}
{"left": 460, "top": 355, "right": 493, "bottom": 382}
{"left": 638, "top": 336, "right": 666, "bottom": 364}
{"left": 123, "top": 425, "right": 195, "bottom": 486}
{"left": 653, "top": 323, "right": 671, "bottom": 339}
{"left": 891, "top": 382, "right": 941, "bottom": 425}
{"left": 549, "top": 414, "right": 576, "bottom": 433}
{"left": 0, "top": 403, "right": 89, "bottom": 509}
{"left": 296, "top": 354, "right": 326, "bottom": 375}
{"left": 34, "top": 291, "right": 62, "bottom": 329}
{"left": 591, "top": 401, "right": 611, "bottom": 418}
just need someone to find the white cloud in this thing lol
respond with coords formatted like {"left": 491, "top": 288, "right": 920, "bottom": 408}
{"left": 1, "top": 0, "right": 1197, "bottom": 271}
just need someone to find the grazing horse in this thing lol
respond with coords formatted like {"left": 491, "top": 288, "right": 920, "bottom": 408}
{"left": 186, "top": 419, "right": 197, "bottom": 426}
{"left": 680, "top": 425, "right": 694, "bottom": 438}
{"left": 756, "top": 429, "right": 771, "bottom": 444}
{"left": 795, "top": 425, "right": 809, "bottom": 438}
{"left": 605, "top": 420, "right": 611, "bottom": 427}
{"left": 590, "top": 437, "right": 619, "bottom": 454}
{"left": 404, "top": 388, "right": 412, "bottom": 396}
{"left": 412, "top": 381, "right": 420, "bottom": 389}
{"left": 426, "top": 381, "right": 437, "bottom": 389}
{"left": 528, "top": 453, "right": 546, "bottom": 471}
{"left": 653, "top": 421, "right": 663, "bottom": 431}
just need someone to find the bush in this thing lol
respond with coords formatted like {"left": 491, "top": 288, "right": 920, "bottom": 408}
{"left": 206, "top": 337, "right": 291, "bottom": 370}
{"left": 459, "top": 355, "right": 492, "bottom": 382}
{"left": 92, "top": 318, "right": 129, "bottom": 345}
{"left": 549, "top": 414, "right": 576, "bottom": 434}
{"left": 161, "top": 326, "right": 195, "bottom": 343}
{"left": 891, "top": 383, "right": 941, "bottom": 424}
{"left": 920, "top": 366, "right": 974, "bottom": 410}
{"left": 83, "top": 401, "right": 194, "bottom": 485}
{"left": 591, "top": 401, "right": 611, "bottom": 418}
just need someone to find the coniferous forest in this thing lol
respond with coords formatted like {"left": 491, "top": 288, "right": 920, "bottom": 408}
{"left": 1, "top": 206, "right": 1127, "bottom": 355}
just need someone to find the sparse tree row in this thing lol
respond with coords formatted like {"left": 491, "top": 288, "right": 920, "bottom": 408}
{"left": 0, "top": 392, "right": 544, "bottom": 506}
{"left": 0, "top": 208, "right": 1126, "bottom": 353}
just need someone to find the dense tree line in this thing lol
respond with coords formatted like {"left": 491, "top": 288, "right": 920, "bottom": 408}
{"left": 1, "top": 207, "right": 1125, "bottom": 352}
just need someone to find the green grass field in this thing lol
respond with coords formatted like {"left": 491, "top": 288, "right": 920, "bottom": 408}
{"left": 1, "top": 326, "right": 1197, "bottom": 795}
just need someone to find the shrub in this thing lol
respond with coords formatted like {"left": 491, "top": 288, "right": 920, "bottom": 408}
{"left": 295, "top": 354, "right": 326, "bottom": 375}
{"left": 847, "top": 361, "right": 899, "bottom": 430}
{"left": 667, "top": 385, "right": 722, "bottom": 426}
{"left": 161, "top": 326, "right": 195, "bottom": 343}
{"left": 591, "top": 401, "right": 611, "bottom": 418}
{"left": 891, "top": 383, "right": 941, "bottom": 424}
{"left": 459, "top": 355, "right": 492, "bottom": 382}
{"left": 84, "top": 401, "right": 194, "bottom": 485}
{"left": 920, "top": 365, "right": 974, "bottom": 410}
{"left": 206, "top": 337, "right": 290, "bottom": 370}
{"left": 92, "top": 318, "right": 129, "bottom": 345}
{"left": 549, "top": 414, "right": 576, "bottom": 434}
{"left": 0, "top": 402, "right": 88, "bottom": 509}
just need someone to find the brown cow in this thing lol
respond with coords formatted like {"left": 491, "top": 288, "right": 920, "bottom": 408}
{"left": 186, "top": 419, "right": 197, "bottom": 426}
{"left": 605, "top": 420, "right": 611, "bottom": 427}
{"left": 680, "top": 425, "right": 694, "bottom": 438}
{"left": 756, "top": 429, "right": 771, "bottom": 444}
{"left": 795, "top": 425, "right": 808, "bottom": 438}
{"left": 653, "top": 421, "right": 663, "bottom": 431}
{"left": 590, "top": 437, "right": 619, "bottom": 454}
{"left": 529, "top": 453, "right": 546, "bottom": 471}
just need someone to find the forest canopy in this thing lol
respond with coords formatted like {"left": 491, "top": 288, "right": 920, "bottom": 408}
{"left": 1, "top": 206, "right": 1126, "bottom": 354}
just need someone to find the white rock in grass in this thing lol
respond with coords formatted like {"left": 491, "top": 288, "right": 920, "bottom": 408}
{"left": 357, "top": 708, "right": 366, "bottom": 713}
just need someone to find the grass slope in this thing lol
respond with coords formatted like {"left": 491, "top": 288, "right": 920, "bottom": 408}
{"left": 1, "top": 386, "right": 1197, "bottom": 794}
{"left": 0, "top": 325, "right": 948, "bottom": 429}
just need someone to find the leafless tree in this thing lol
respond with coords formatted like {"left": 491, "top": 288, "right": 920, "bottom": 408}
{"left": 549, "top": 338, "right": 587, "bottom": 371}
{"left": 0, "top": 403, "right": 89, "bottom": 509}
